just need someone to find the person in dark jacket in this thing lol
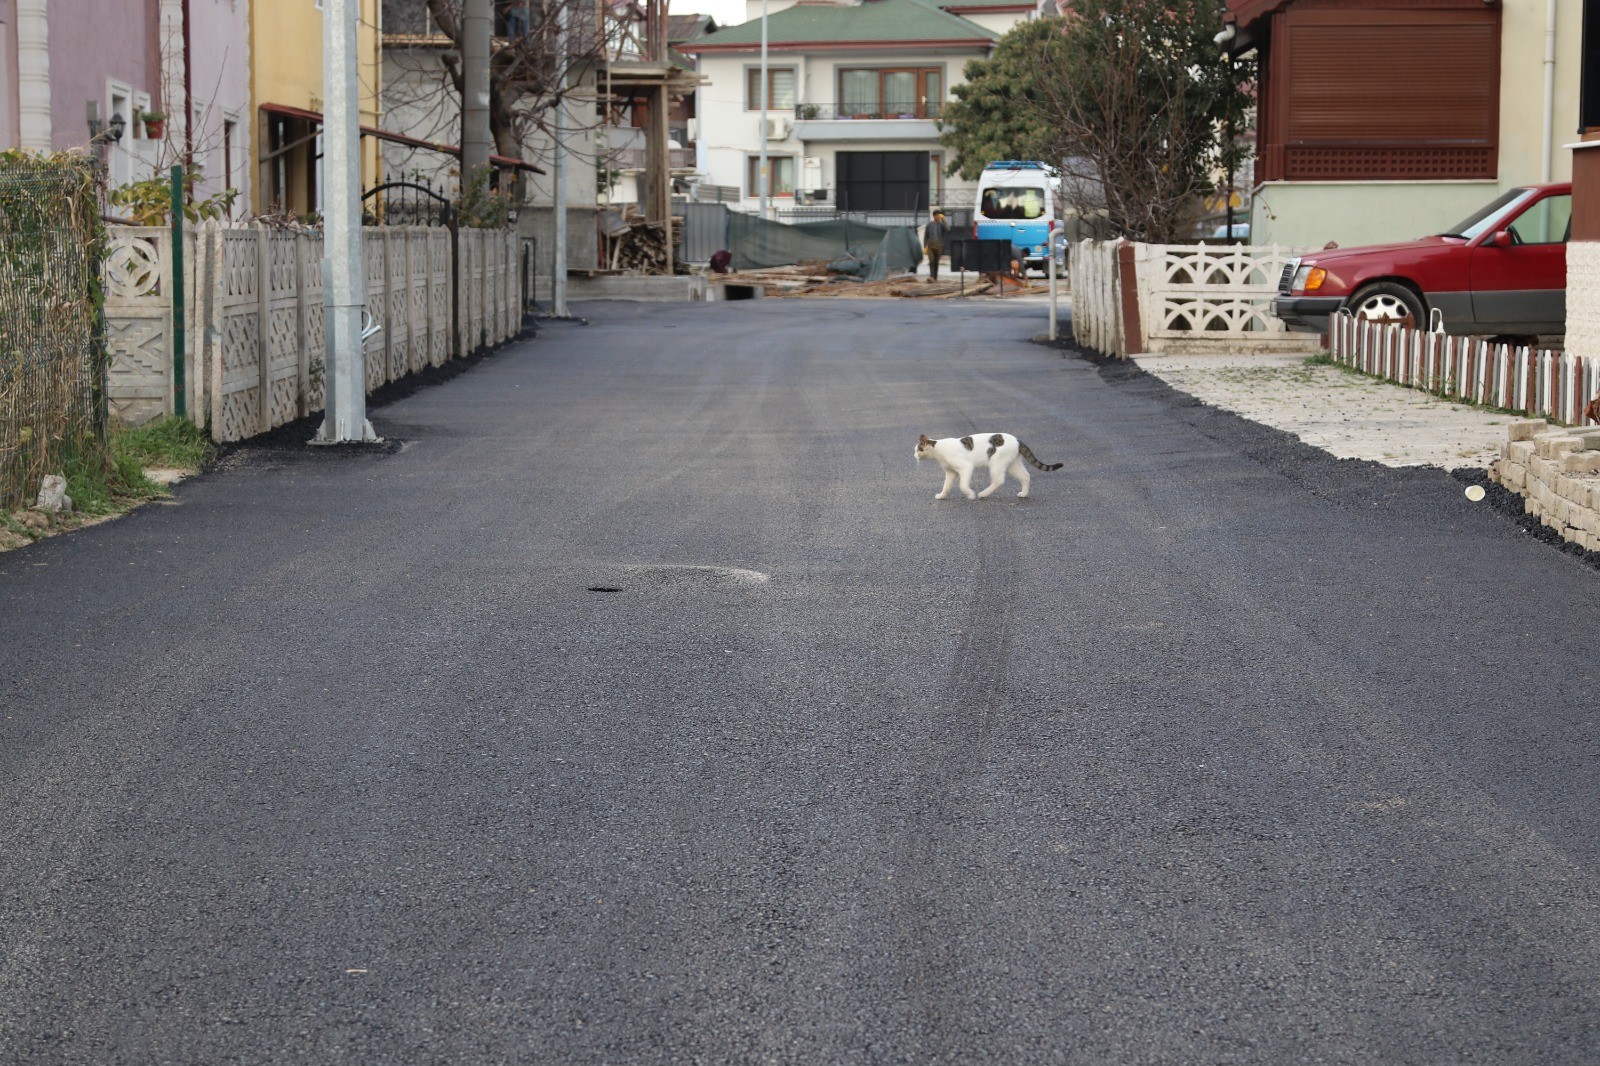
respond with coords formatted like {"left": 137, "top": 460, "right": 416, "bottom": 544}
{"left": 923, "top": 210, "right": 949, "bottom": 281}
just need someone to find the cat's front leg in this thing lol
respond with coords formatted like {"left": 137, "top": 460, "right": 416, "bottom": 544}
{"left": 978, "top": 465, "right": 1006, "bottom": 498}
{"left": 935, "top": 470, "right": 956, "bottom": 500}
{"left": 957, "top": 467, "right": 977, "bottom": 500}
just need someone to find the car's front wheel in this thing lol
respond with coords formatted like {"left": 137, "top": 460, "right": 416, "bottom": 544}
{"left": 1348, "top": 282, "right": 1425, "bottom": 329}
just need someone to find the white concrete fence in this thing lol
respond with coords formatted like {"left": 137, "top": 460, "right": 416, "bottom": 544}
{"left": 105, "top": 222, "right": 522, "bottom": 442}
{"left": 1068, "top": 239, "right": 1321, "bottom": 358}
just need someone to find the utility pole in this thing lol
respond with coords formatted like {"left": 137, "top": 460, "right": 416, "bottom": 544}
{"left": 462, "top": 0, "right": 493, "bottom": 175}
{"left": 758, "top": 0, "right": 769, "bottom": 220}
{"left": 552, "top": 0, "right": 569, "bottom": 317}
{"left": 314, "top": 0, "right": 378, "bottom": 444}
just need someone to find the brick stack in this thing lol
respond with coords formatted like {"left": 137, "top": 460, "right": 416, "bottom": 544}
{"left": 1492, "top": 420, "right": 1600, "bottom": 551}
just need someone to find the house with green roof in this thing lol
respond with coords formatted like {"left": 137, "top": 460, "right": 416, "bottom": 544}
{"left": 677, "top": 0, "right": 1035, "bottom": 219}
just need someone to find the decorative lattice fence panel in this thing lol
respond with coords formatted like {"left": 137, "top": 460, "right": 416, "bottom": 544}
{"left": 104, "top": 227, "right": 175, "bottom": 426}
{"left": 1135, "top": 243, "right": 1321, "bottom": 353}
{"left": 109, "top": 224, "right": 521, "bottom": 442}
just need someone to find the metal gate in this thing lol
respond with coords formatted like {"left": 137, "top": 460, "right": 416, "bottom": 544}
{"left": 672, "top": 201, "right": 729, "bottom": 265}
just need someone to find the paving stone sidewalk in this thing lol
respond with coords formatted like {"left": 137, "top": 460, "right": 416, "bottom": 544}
{"left": 1131, "top": 352, "right": 1509, "bottom": 471}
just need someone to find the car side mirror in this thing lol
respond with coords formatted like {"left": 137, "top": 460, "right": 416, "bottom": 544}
{"left": 1490, "top": 230, "right": 1513, "bottom": 248}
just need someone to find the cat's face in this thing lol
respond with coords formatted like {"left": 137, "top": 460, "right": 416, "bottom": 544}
{"left": 915, "top": 434, "right": 936, "bottom": 461}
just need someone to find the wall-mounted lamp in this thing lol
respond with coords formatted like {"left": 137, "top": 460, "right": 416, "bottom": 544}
{"left": 87, "top": 101, "right": 126, "bottom": 144}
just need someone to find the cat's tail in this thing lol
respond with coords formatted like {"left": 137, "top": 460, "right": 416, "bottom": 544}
{"left": 1018, "top": 442, "right": 1063, "bottom": 471}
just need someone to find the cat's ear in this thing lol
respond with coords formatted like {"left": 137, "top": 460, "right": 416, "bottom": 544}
{"left": 918, "top": 434, "right": 934, "bottom": 446}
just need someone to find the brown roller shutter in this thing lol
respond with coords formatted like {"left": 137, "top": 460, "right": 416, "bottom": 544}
{"left": 1273, "top": 7, "right": 1500, "bottom": 181}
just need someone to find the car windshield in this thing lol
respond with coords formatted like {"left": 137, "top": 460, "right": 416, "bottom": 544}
{"left": 1440, "top": 188, "right": 1538, "bottom": 240}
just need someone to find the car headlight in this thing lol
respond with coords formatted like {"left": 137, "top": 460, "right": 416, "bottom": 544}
{"left": 1292, "top": 265, "right": 1328, "bottom": 292}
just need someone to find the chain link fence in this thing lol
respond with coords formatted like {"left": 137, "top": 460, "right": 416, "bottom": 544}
{"left": 0, "top": 154, "right": 108, "bottom": 510}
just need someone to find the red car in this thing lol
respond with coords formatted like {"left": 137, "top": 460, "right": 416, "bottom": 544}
{"left": 1274, "top": 182, "right": 1570, "bottom": 337}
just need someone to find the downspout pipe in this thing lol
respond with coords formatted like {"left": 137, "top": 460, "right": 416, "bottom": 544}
{"left": 1543, "top": 0, "right": 1557, "bottom": 183}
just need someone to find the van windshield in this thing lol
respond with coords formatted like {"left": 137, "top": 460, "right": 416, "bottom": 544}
{"left": 1440, "top": 188, "right": 1537, "bottom": 240}
{"left": 982, "top": 187, "right": 1046, "bottom": 220}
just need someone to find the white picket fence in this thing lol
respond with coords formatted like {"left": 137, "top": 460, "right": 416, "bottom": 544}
{"left": 105, "top": 222, "right": 522, "bottom": 441}
{"left": 1067, "top": 238, "right": 1320, "bottom": 357}
{"left": 1331, "top": 315, "right": 1600, "bottom": 427}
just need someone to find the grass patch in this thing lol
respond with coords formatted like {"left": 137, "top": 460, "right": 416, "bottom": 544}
{"left": 113, "top": 415, "right": 216, "bottom": 471}
{"left": 2, "top": 417, "right": 215, "bottom": 549}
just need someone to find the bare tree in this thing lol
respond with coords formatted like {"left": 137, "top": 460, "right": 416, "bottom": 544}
{"left": 941, "top": 0, "right": 1248, "bottom": 243}
{"left": 384, "top": 0, "right": 623, "bottom": 162}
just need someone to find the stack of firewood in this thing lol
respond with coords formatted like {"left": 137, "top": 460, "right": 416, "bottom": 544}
{"left": 610, "top": 209, "right": 686, "bottom": 275}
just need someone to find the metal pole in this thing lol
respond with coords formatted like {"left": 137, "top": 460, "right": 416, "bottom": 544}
{"left": 170, "top": 165, "right": 186, "bottom": 419}
{"left": 314, "top": 0, "right": 378, "bottom": 443}
{"left": 552, "top": 0, "right": 569, "bottom": 317}
{"left": 758, "top": 0, "right": 769, "bottom": 220}
{"left": 462, "top": 0, "right": 493, "bottom": 175}
{"left": 1048, "top": 230, "right": 1063, "bottom": 342}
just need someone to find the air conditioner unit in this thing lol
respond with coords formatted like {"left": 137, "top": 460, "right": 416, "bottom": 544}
{"left": 765, "top": 116, "right": 791, "bottom": 141}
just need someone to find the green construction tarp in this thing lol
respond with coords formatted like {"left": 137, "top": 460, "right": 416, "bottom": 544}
{"left": 727, "top": 213, "right": 923, "bottom": 278}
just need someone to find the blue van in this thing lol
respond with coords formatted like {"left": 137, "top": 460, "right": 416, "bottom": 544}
{"left": 974, "top": 161, "right": 1057, "bottom": 272}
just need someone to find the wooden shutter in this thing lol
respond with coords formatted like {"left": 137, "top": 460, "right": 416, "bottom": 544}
{"left": 1271, "top": 6, "right": 1500, "bottom": 181}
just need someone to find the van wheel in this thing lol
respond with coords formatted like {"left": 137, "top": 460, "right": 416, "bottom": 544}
{"left": 1349, "top": 283, "right": 1424, "bottom": 328}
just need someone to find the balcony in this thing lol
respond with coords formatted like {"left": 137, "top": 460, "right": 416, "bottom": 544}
{"left": 792, "top": 102, "right": 943, "bottom": 142}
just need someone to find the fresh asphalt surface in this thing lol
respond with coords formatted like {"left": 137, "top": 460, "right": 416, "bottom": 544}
{"left": 4, "top": 299, "right": 1600, "bottom": 1064}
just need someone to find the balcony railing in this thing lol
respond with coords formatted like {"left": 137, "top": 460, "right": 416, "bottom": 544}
{"left": 794, "top": 102, "right": 944, "bottom": 122}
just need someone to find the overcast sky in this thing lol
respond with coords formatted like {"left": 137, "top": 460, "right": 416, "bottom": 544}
{"left": 670, "top": 0, "right": 748, "bottom": 30}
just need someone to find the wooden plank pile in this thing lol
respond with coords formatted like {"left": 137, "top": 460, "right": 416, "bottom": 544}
{"left": 606, "top": 209, "right": 686, "bottom": 275}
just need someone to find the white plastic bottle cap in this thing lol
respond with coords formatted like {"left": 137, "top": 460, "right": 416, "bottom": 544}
{"left": 1465, "top": 485, "right": 1486, "bottom": 502}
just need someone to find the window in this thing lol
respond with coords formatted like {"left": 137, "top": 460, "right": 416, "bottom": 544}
{"left": 981, "top": 187, "right": 1045, "bottom": 220}
{"left": 108, "top": 83, "right": 134, "bottom": 187}
{"left": 223, "top": 116, "right": 238, "bottom": 217}
{"left": 748, "top": 155, "right": 795, "bottom": 197}
{"left": 1508, "top": 194, "right": 1572, "bottom": 245}
{"left": 1260, "top": 7, "right": 1499, "bottom": 181}
{"left": 746, "top": 68, "right": 796, "bottom": 111}
{"left": 837, "top": 68, "right": 942, "bottom": 119}
{"left": 1583, "top": 0, "right": 1600, "bottom": 131}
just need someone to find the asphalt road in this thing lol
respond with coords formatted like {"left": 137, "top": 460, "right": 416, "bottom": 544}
{"left": 4, "top": 298, "right": 1600, "bottom": 1064}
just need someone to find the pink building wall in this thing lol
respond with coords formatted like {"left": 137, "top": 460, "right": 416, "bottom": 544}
{"left": 48, "top": 0, "right": 160, "bottom": 154}
{"left": 0, "top": 0, "right": 16, "bottom": 148}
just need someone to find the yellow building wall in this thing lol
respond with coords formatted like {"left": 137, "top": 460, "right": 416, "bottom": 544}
{"left": 250, "top": 0, "right": 383, "bottom": 214}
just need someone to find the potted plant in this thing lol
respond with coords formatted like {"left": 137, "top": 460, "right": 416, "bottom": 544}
{"left": 141, "top": 110, "right": 166, "bottom": 139}
{"left": 796, "top": 103, "right": 820, "bottom": 120}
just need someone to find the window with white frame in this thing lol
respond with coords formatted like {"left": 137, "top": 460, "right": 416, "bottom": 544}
{"left": 747, "top": 67, "right": 797, "bottom": 111}
{"left": 748, "top": 155, "right": 795, "bottom": 197}
{"left": 108, "top": 82, "right": 135, "bottom": 187}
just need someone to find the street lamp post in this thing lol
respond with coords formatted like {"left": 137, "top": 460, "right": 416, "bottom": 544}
{"left": 314, "top": 0, "right": 378, "bottom": 443}
{"left": 758, "top": 0, "right": 769, "bottom": 220}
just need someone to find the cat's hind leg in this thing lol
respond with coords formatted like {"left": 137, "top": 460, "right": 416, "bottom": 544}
{"left": 1011, "top": 458, "right": 1032, "bottom": 498}
{"left": 935, "top": 469, "right": 956, "bottom": 500}
{"left": 977, "top": 461, "right": 1007, "bottom": 498}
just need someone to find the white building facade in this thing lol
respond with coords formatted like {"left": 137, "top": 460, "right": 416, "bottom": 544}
{"left": 681, "top": 0, "right": 1034, "bottom": 220}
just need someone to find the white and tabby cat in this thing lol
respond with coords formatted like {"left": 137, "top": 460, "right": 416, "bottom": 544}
{"left": 915, "top": 432, "right": 1062, "bottom": 500}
